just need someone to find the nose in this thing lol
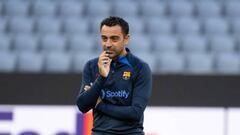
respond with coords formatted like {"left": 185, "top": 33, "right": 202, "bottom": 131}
{"left": 106, "top": 44, "right": 112, "bottom": 48}
{"left": 105, "top": 40, "right": 112, "bottom": 48}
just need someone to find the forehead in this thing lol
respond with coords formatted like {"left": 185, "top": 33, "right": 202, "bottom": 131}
{"left": 101, "top": 25, "right": 123, "bottom": 36}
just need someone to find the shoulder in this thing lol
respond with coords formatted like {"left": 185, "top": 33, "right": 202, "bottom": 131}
{"left": 128, "top": 53, "right": 151, "bottom": 73}
{"left": 83, "top": 57, "right": 99, "bottom": 71}
{"left": 86, "top": 57, "right": 98, "bottom": 65}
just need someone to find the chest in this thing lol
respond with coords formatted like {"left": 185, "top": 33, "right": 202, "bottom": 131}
{"left": 94, "top": 65, "right": 136, "bottom": 105}
{"left": 106, "top": 66, "right": 133, "bottom": 88}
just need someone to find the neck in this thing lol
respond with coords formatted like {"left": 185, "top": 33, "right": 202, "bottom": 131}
{"left": 113, "top": 49, "right": 127, "bottom": 61}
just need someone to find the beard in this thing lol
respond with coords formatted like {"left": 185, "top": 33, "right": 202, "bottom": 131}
{"left": 105, "top": 49, "right": 121, "bottom": 60}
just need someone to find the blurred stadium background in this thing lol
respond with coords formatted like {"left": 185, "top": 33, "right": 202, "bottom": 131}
{"left": 0, "top": 0, "right": 240, "bottom": 134}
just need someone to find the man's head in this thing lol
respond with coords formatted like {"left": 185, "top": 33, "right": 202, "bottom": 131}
{"left": 100, "top": 16, "right": 130, "bottom": 60}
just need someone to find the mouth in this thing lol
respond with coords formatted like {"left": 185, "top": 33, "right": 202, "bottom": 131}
{"left": 105, "top": 50, "right": 114, "bottom": 55}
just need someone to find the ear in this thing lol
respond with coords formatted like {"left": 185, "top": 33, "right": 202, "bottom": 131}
{"left": 124, "top": 34, "right": 130, "bottom": 46}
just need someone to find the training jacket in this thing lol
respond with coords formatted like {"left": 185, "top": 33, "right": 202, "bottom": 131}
{"left": 76, "top": 48, "right": 152, "bottom": 135}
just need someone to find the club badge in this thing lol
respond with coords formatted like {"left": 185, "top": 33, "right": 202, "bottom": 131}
{"left": 122, "top": 71, "right": 131, "bottom": 80}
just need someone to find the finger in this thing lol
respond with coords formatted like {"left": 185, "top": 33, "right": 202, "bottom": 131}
{"left": 100, "top": 51, "right": 107, "bottom": 57}
{"left": 101, "top": 56, "right": 109, "bottom": 61}
{"left": 84, "top": 87, "right": 90, "bottom": 91}
{"left": 105, "top": 51, "right": 110, "bottom": 57}
{"left": 90, "top": 83, "right": 93, "bottom": 86}
{"left": 84, "top": 85, "right": 91, "bottom": 91}
{"left": 85, "top": 85, "right": 91, "bottom": 88}
{"left": 102, "top": 56, "right": 110, "bottom": 62}
{"left": 99, "top": 55, "right": 109, "bottom": 63}
{"left": 102, "top": 51, "right": 110, "bottom": 58}
{"left": 102, "top": 59, "right": 109, "bottom": 64}
{"left": 104, "top": 58, "right": 112, "bottom": 65}
{"left": 108, "top": 58, "right": 112, "bottom": 63}
{"left": 85, "top": 85, "right": 91, "bottom": 89}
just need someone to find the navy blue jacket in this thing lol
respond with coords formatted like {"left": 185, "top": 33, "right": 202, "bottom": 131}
{"left": 76, "top": 49, "right": 152, "bottom": 135}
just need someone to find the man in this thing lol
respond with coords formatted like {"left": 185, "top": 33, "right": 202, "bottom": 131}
{"left": 76, "top": 16, "right": 152, "bottom": 135}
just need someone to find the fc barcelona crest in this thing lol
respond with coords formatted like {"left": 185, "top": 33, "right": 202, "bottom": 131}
{"left": 122, "top": 71, "right": 131, "bottom": 80}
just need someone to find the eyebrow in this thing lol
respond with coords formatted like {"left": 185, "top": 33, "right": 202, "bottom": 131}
{"left": 101, "top": 35, "right": 120, "bottom": 39}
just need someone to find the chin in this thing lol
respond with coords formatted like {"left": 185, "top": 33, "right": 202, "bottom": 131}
{"left": 109, "top": 54, "right": 117, "bottom": 60}
{"left": 109, "top": 55, "right": 115, "bottom": 59}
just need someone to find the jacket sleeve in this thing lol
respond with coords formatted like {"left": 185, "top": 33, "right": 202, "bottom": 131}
{"left": 76, "top": 61, "right": 107, "bottom": 113}
{"left": 96, "top": 63, "right": 152, "bottom": 121}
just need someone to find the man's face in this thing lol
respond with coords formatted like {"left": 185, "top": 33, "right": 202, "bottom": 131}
{"left": 100, "top": 25, "right": 129, "bottom": 60}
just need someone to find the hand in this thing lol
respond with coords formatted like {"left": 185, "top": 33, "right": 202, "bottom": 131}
{"left": 95, "top": 97, "right": 102, "bottom": 108}
{"left": 84, "top": 83, "right": 102, "bottom": 107}
{"left": 98, "top": 51, "right": 112, "bottom": 77}
{"left": 84, "top": 83, "right": 93, "bottom": 91}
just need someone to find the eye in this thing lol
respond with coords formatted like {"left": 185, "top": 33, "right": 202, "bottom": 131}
{"left": 101, "top": 36, "right": 107, "bottom": 42}
{"left": 111, "top": 36, "right": 119, "bottom": 42}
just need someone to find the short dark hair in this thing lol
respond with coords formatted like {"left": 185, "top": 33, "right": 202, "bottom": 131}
{"left": 100, "top": 16, "right": 129, "bottom": 35}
